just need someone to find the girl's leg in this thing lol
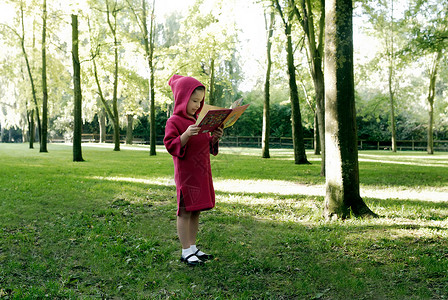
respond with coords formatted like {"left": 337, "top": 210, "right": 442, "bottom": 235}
{"left": 178, "top": 208, "right": 202, "bottom": 265}
{"left": 189, "top": 211, "right": 201, "bottom": 246}
{"left": 177, "top": 207, "right": 192, "bottom": 249}
{"left": 188, "top": 211, "right": 213, "bottom": 260}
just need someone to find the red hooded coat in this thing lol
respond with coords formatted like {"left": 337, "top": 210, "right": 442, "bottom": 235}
{"left": 164, "top": 75, "right": 219, "bottom": 215}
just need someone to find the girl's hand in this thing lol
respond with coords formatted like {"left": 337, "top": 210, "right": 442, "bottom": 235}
{"left": 181, "top": 125, "right": 200, "bottom": 147}
{"left": 213, "top": 126, "right": 224, "bottom": 139}
{"left": 185, "top": 125, "right": 201, "bottom": 137}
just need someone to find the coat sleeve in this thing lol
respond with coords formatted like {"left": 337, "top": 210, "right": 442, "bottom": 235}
{"left": 209, "top": 135, "right": 219, "bottom": 156}
{"left": 164, "top": 119, "right": 187, "bottom": 158}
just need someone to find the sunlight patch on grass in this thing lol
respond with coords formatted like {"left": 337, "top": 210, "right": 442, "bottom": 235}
{"left": 91, "top": 175, "right": 175, "bottom": 186}
{"left": 90, "top": 176, "right": 448, "bottom": 203}
{"left": 358, "top": 158, "right": 447, "bottom": 167}
{"left": 360, "top": 186, "right": 448, "bottom": 202}
{"left": 359, "top": 153, "right": 448, "bottom": 160}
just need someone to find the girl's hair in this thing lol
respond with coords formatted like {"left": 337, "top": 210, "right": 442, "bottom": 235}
{"left": 193, "top": 86, "right": 205, "bottom": 93}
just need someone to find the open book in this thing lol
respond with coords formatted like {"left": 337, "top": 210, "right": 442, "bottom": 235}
{"left": 196, "top": 98, "right": 250, "bottom": 134}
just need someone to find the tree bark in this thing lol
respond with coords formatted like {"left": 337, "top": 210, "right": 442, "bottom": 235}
{"left": 209, "top": 58, "right": 216, "bottom": 105}
{"left": 286, "top": 27, "right": 309, "bottom": 165}
{"left": 40, "top": 0, "right": 48, "bottom": 153}
{"left": 388, "top": 85, "right": 397, "bottom": 152}
{"left": 323, "top": 0, "right": 377, "bottom": 219}
{"left": 145, "top": 0, "right": 157, "bottom": 155}
{"left": 291, "top": 0, "right": 325, "bottom": 174}
{"left": 314, "top": 113, "right": 320, "bottom": 154}
{"left": 262, "top": 8, "right": 275, "bottom": 159}
{"left": 126, "top": 114, "right": 133, "bottom": 145}
{"left": 426, "top": 50, "right": 442, "bottom": 155}
{"left": 72, "top": 14, "right": 84, "bottom": 162}
{"left": 28, "top": 110, "right": 35, "bottom": 149}
{"left": 99, "top": 108, "right": 106, "bottom": 143}
{"left": 109, "top": 1, "right": 120, "bottom": 151}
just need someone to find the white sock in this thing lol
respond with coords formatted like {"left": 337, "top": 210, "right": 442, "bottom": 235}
{"left": 182, "top": 248, "right": 199, "bottom": 261}
{"left": 190, "top": 244, "right": 205, "bottom": 256}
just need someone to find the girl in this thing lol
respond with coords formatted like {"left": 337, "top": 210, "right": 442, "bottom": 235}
{"left": 164, "top": 75, "right": 223, "bottom": 266}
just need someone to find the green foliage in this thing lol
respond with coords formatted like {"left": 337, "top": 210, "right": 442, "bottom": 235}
{"left": 1, "top": 0, "right": 447, "bottom": 145}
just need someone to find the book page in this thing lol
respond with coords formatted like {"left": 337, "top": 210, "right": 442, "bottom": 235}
{"left": 222, "top": 104, "right": 250, "bottom": 128}
{"left": 196, "top": 104, "right": 224, "bottom": 125}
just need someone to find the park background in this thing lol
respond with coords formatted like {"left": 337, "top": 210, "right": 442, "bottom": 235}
{"left": 0, "top": 0, "right": 447, "bottom": 150}
{"left": 0, "top": 0, "right": 448, "bottom": 298}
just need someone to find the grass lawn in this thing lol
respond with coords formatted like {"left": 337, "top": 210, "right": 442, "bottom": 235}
{"left": 0, "top": 143, "right": 447, "bottom": 299}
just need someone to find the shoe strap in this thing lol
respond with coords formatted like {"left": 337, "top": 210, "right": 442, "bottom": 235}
{"left": 185, "top": 253, "right": 198, "bottom": 261}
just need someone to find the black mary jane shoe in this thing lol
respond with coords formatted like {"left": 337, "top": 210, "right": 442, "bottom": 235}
{"left": 194, "top": 250, "right": 214, "bottom": 261}
{"left": 180, "top": 253, "right": 203, "bottom": 266}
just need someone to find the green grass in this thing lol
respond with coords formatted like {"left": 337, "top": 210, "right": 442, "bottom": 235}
{"left": 0, "top": 143, "right": 447, "bottom": 299}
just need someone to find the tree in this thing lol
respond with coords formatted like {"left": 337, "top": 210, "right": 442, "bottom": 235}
{"left": 425, "top": 50, "right": 443, "bottom": 154}
{"left": 273, "top": 0, "right": 310, "bottom": 165}
{"left": 262, "top": 6, "right": 275, "bottom": 159}
{"left": 40, "top": 0, "right": 48, "bottom": 153}
{"left": 387, "top": 0, "right": 397, "bottom": 152}
{"left": 360, "top": 0, "right": 406, "bottom": 153}
{"left": 1, "top": 0, "right": 41, "bottom": 149}
{"left": 323, "top": 0, "right": 377, "bottom": 219}
{"left": 290, "top": 0, "right": 326, "bottom": 174}
{"left": 72, "top": 14, "right": 84, "bottom": 162}
{"left": 126, "top": 0, "right": 157, "bottom": 155}
{"left": 89, "top": 0, "right": 123, "bottom": 151}
{"left": 404, "top": 0, "right": 447, "bottom": 154}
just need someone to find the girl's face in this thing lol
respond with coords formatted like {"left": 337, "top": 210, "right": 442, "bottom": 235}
{"left": 186, "top": 89, "right": 204, "bottom": 117}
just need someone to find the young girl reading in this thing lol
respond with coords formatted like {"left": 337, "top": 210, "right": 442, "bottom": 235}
{"left": 164, "top": 75, "right": 223, "bottom": 266}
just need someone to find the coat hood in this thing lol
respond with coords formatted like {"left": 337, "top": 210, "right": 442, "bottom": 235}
{"left": 168, "top": 74, "right": 205, "bottom": 120}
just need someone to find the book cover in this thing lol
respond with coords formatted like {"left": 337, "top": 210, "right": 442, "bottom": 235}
{"left": 196, "top": 99, "right": 249, "bottom": 133}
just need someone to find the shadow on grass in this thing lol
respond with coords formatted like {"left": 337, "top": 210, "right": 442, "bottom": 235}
{"left": 1, "top": 177, "right": 447, "bottom": 299}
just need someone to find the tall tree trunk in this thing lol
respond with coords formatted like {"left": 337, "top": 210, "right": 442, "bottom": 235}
{"left": 18, "top": 0, "right": 41, "bottom": 148}
{"left": 389, "top": 85, "right": 397, "bottom": 152}
{"left": 426, "top": 50, "right": 442, "bottom": 155}
{"left": 127, "top": 0, "right": 157, "bottom": 154}
{"left": 92, "top": 55, "right": 116, "bottom": 145}
{"left": 291, "top": 0, "right": 325, "bottom": 174}
{"left": 209, "top": 58, "right": 216, "bottom": 105}
{"left": 88, "top": 6, "right": 119, "bottom": 150}
{"left": 142, "top": 0, "right": 157, "bottom": 155}
{"left": 99, "top": 108, "right": 106, "bottom": 143}
{"left": 274, "top": 0, "right": 310, "bottom": 165}
{"left": 72, "top": 14, "right": 84, "bottom": 162}
{"left": 93, "top": 0, "right": 121, "bottom": 151}
{"left": 40, "top": 0, "right": 48, "bottom": 153}
{"left": 262, "top": 8, "right": 275, "bottom": 159}
{"left": 388, "top": 0, "right": 397, "bottom": 152}
{"left": 286, "top": 26, "right": 309, "bottom": 165}
{"left": 323, "top": 0, "right": 377, "bottom": 219}
{"left": 126, "top": 114, "right": 133, "bottom": 145}
{"left": 28, "top": 109, "right": 35, "bottom": 149}
{"left": 111, "top": 13, "right": 120, "bottom": 151}
{"left": 314, "top": 113, "right": 320, "bottom": 154}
